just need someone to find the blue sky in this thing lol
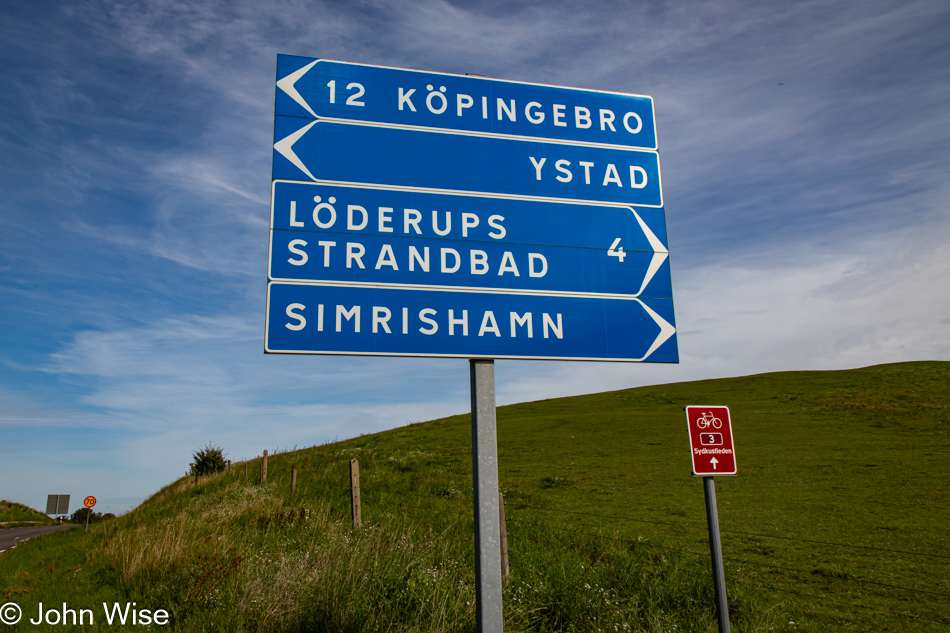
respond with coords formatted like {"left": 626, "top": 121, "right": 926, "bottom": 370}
{"left": 2, "top": 0, "right": 948, "bottom": 515}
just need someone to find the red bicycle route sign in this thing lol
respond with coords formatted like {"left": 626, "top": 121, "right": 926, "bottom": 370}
{"left": 685, "top": 406, "right": 737, "bottom": 476}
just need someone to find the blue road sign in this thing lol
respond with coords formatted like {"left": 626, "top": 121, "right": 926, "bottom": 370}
{"left": 276, "top": 55, "right": 658, "bottom": 150}
{"left": 267, "top": 56, "right": 677, "bottom": 362}
{"left": 269, "top": 182, "right": 672, "bottom": 298}
{"left": 273, "top": 117, "right": 663, "bottom": 207}
{"left": 266, "top": 282, "right": 677, "bottom": 362}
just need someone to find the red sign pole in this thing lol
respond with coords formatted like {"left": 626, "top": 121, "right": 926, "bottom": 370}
{"left": 685, "top": 407, "right": 736, "bottom": 633}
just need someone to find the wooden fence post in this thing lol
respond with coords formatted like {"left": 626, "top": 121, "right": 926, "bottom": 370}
{"left": 228, "top": 460, "right": 231, "bottom": 474}
{"left": 350, "top": 458, "right": 361, "bottom": 528}
{"left": 499, "top": 492, "right": 510, "bottom": 581}
{"left": 291, "top": 468, "right": 297, "bottom": 496}
{"left": 261, "top": 450, "right": 268, "bottom": 483}
{"left": 244, "top": 462, "right": 248, "bottom": 478}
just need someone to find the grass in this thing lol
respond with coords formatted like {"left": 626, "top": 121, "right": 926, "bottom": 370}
{"left": 0, "top": 360, "right": 947, "bottom": 632}
{"left": 0, "top": 501, "right": 52, "bottom": 529}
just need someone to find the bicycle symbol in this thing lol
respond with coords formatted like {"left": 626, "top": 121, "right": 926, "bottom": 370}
{"left": 696, "top": 412, "right": 722, "bottom": 429}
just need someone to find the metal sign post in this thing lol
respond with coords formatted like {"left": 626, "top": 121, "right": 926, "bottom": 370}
{"left": 83, "top": 496, "right": 96, "bottom": 533}
{"left": 685, "top": 406, "right": 736, "bottom": 633}
{"left": 703, "top": 476, "right": 730, "bottom": 633}
{"left": 470, "top": 359, "right": 503, "bottom": 633}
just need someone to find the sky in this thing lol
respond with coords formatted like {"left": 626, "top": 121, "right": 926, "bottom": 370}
{"left": 1, "top": 0, "right": 948, "bottom": 515}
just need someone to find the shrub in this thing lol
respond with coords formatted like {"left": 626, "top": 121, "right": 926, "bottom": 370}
{"left": 191, "top": 443, "right": 227, "bottom": 476}
{"left": 70, "top": 508, "right": 102, "bottom": 524}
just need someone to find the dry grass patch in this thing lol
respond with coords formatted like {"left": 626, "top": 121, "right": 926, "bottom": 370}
{"left": 94, "top": 480, "right": 476, "bottom": 632}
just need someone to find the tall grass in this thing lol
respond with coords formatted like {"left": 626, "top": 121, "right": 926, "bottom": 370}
{"left": 73, "top": 468, "right": 784, "bottom": 633}
{"left": 96, "top": 477, "right": 478, "bottom": 632}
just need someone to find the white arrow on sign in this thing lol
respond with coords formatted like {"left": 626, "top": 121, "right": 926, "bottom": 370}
{"left": 635, "top": 300, "right": 676, "bottom": 361}
{"left": 631, "top": 210, "right": 668, "bottom": 296}
{"left": 710, "top": 457, "right": 719, "bottom": 470}
{"left": 277, "top": 60, "right": 319, "bottom": 117}
{"left": 601, "top": 215, "right": 668, "bottom": 298}
{"left": 274, "top": 120, "right": 319, "bottom": 181}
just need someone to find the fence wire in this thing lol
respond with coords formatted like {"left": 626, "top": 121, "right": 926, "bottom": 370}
{"left": 513, "top": 502, "right": 950, "bottom": 559}
{"left": 274, "top": 464, "right": 948, "bottom": 629}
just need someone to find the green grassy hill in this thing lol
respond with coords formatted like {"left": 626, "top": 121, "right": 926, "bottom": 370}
{"left": 0, "top": 501, "right": 52, "bottom": 528}
{"left": 0, "top": 361, "right": 947, "bottom": 632}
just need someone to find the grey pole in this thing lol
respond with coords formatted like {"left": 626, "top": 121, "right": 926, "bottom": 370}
{"left": 703, "top": 476, "right": 731, "bottom": 633}
{"left": 470, "top": 359, "right": 504, "bottom": 633}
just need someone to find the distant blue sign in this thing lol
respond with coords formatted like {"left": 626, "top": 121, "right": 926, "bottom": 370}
{"left": 269, "top": 182, "right": 672, "bottom": 298}
{"left": 266, "top": 282, "right": 677, "bottom": 362}
{"left": 276, "top": 55, "right": 658, "bottom": 150}
{"left": 273, "top": 117, "right": 663, "bottom": 208}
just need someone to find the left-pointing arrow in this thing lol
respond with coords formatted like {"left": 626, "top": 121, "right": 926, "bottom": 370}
{"left": 277, "top": 60, "right": 318, "bottom": 117}
{"left": 274, "top": 120, "right": 318, "bottom": 181}
{"left": 271, "top": 117, "right": 664, "bottom": 207}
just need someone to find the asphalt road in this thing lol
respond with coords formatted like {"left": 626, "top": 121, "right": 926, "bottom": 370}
{"left": 0, "top": 525, "right": 77, "bottom": 552}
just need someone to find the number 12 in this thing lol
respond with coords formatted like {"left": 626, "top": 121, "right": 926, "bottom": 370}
{"left": 326, "top": 80, "right": 365, "bottom": 107}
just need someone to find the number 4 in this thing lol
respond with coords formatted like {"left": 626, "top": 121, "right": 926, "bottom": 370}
{"left": 608, "top": 238, "right": 626, "bottom": 262}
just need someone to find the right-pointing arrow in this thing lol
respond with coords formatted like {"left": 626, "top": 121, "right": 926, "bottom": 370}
{"left": 635, "top": 300, "right": 676, "bottom": 361}
{"left": 631, "top": 210, "right": 668, "bottom": 296}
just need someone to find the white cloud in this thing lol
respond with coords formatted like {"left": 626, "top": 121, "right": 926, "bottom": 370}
{"left": 43, "top": 313, "right": 470, "bottom": 433}
{"left": 0, "top": 388, "right": 109, "bottom": 429}
{"left": 497, "top": 201, "right": 950, "bottom": 404}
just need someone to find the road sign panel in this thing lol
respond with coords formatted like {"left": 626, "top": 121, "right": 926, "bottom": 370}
{"left": 45, "top": 494, "right": 69, "bottom": 515}
{"left": 268, "top": 56, "right": 677, "bottom": 363}
{"left": 685, "top": 406, "right": 737, "bottom": 476}
{"left": 266, "top": 282, "right": 677, "bottom": 362}
{"left": 276, "top": 55, "right": 658, "bottom": 150}
{"left": 83, "top": 496, "right": 97, "bottom": 508}
{"left": 273, "top": 117, "right": 663, "bottom": 208}
{"left": 269, "top": 182, "right": 672, "bottom": 298}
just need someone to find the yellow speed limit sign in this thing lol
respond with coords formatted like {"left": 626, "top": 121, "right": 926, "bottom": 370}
{"left": 84, "top": 496, "right": 97, "bottom": 508}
